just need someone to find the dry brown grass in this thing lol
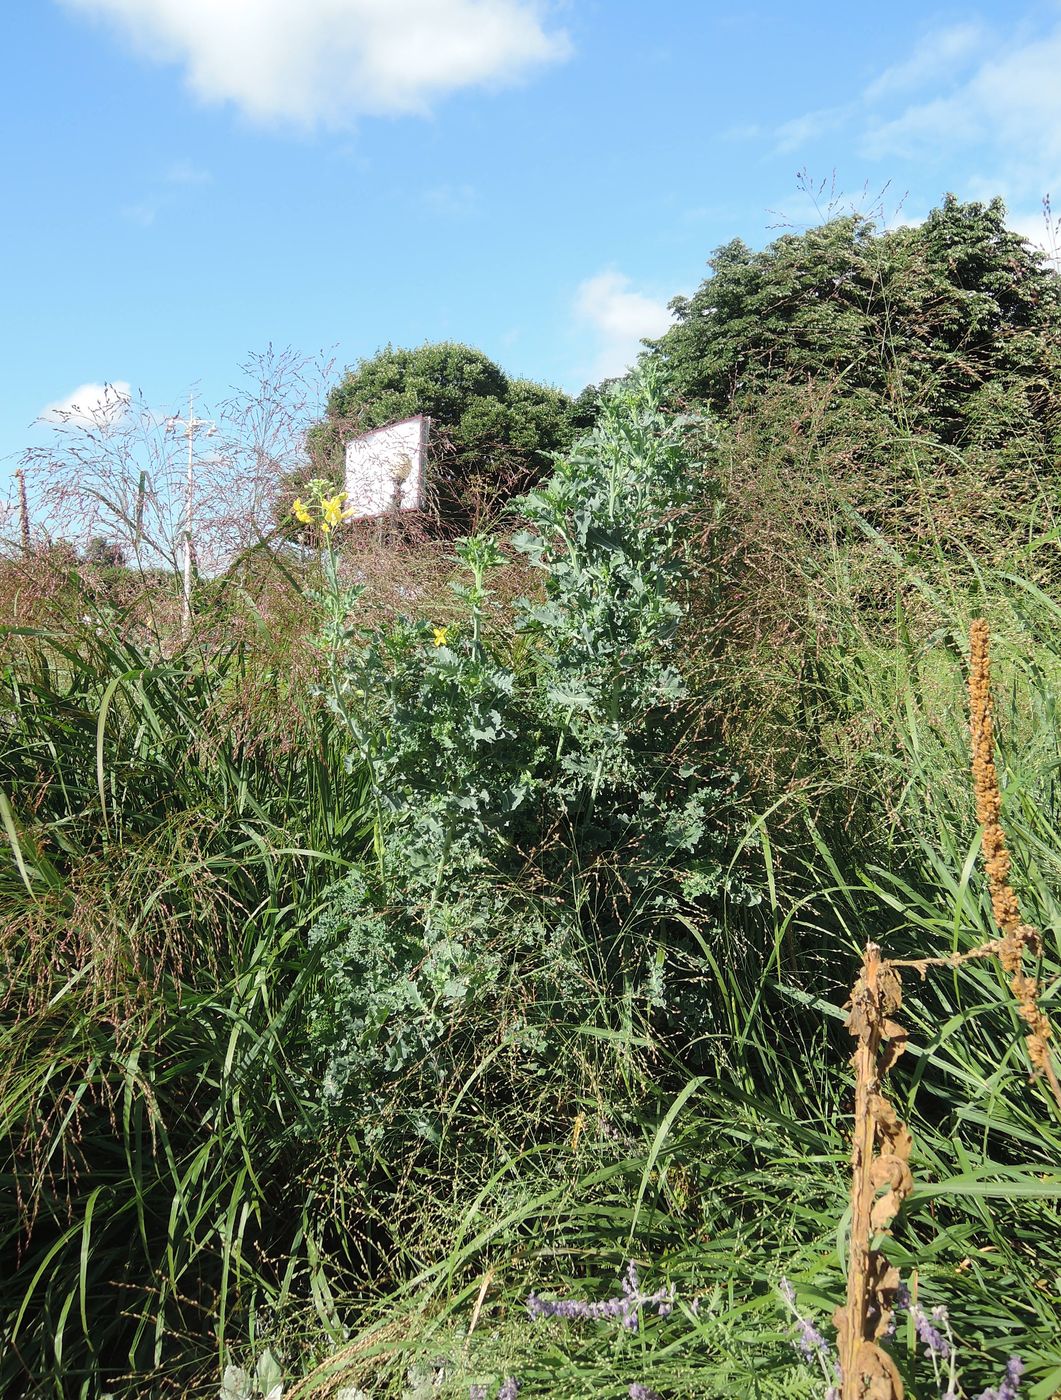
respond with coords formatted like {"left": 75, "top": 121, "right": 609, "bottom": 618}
{"left": 969, "top": 617, "right": 1061, "bottom": 1114}
{"left": 836, "top": 942, "right": 909, "bottom": 1400}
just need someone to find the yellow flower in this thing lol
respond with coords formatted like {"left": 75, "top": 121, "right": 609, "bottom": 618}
{"left": 432, "top": 626, "right": 449, "bottom": 647}
{"left": 321, "top": 492, "right": 352, "bottom": 530}
{"left": 292, "top": 497, "right": 313, "bottom": 524}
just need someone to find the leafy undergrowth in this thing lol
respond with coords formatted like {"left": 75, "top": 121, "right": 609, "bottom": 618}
{"left": 1, "top": 376, "right": 1060, "bottom": 1399}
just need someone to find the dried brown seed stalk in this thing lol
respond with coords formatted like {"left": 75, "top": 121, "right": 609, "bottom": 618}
{"left": 836, "top": 942, "right": 909, "bottom": 1400}
{"left": 968, "top": 619, "right": 1061, "bottom": 1114}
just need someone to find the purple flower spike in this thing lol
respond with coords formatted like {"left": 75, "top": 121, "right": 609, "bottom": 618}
{"left": 469, "top": 1389, "right": 487, "bottom": 1400}
{"left": 793, "top": 1313, "right": 831, "bottom": 1364}
{"left": 498, "top": 1380, "right": 519, "bottom": 1400}
{"left": 911, "top": 1304, "right": 951, "bottom": 1360}
{"left": 778, "top": 1276, "right": 839, "bottom": 1381}
{"left": 629, "top": 1386, "right": 661, "bottom": 1400}
{"left": 524, "top": 1262, "right": 674, "bottom": 1335}
{"left": 977, "top": 1355, "right": 1024, "bottom": 1400}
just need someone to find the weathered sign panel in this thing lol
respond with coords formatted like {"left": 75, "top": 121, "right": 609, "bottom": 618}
{"left": 344, "top": 415, "right": 430, "bottom": 520}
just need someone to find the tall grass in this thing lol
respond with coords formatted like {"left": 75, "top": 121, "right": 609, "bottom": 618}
{"left": 0, "top": 610, "right": 374, "bottom": 1396}
{"left": 752, "top": 529, "right": 1061, "bottom": 1394}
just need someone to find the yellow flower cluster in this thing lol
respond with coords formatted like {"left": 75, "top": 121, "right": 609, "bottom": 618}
{"left": 291, "top": 488, "right": 355, "bottom": 534}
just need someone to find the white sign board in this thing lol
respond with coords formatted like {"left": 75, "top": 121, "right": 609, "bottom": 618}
{"left": 344, "top": 415, "right": 430, "bottom": 521}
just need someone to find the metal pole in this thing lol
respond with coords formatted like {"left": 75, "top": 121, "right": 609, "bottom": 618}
{"left": 15, "top": 467, "right": 30, "bottom": 556}
{"left": 166, "top": 395, "right": 215, "bottom": 639}
{"left": 181, "top": 394, "right": 194, "bottom": 636}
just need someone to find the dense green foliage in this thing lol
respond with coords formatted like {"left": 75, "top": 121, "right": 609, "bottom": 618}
{"left": 650, "top": 196, "right": 1061, "bottom": 567}
{"left": 3, "top": 201, "right": 1061, "bottom": 1400}
{"left": 305, "top": 376, "right": 753, "bottom": 1149}
{"left": 301, "top": 342, "right": 577, "bottom": 530}
{"left": 656, "top": 196, "right": 1061, "bottom": 442}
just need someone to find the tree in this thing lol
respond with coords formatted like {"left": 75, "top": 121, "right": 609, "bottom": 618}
{"left": 299, "top": 342, "right": 577, "bottom": 531}
{"left": 647, "top": 196, "right": 1061, "bottom": 567}
{"left": 652, "top": 196, "right": 1061, "bottom": 452}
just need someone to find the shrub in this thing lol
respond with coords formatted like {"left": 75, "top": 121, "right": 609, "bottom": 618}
{"left": 303, "top": 371, "right": 757, "bottom": 1145}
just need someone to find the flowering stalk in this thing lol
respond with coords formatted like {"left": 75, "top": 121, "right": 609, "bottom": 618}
{"left": 292, "top": 482, "right": 387, "bottom": 874}
{"left": 779, "top": 1278, "right": 841, "bottom": 1395}
{"left": 968, "top": 619, "right": 1061, "bottom": 1114}
{"left": 976, "top": 1356, "right": 1024, "bottom": 1400}
{"left": 527, "top": 1261, "right": 675, "bottom": 1333}
{"left": 909, "top": 1302, "right": 959, "bottom": 1399}
{"left": 836, "top": 943, "right": 909, "bottom": 1400}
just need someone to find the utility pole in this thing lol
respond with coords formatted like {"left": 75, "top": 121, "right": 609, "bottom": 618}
{"left": 14, "top": 467, "right": 30, "bottom": 556}
{"left": 165, "top": 394, "right": 217, "bottom": 637}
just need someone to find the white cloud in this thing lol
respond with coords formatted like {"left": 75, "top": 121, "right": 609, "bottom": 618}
{"left": 860, "top": 92, "right": 984, "bottom": 161}
{"left": 859, "top": 22, "right": 1061, "bottom": 182}
{"left": 863, "top": 22, "right": 986, "bottom": 101}
{"left": 574, "top": 271, "right": 673, "bottom": 382}
{"left": 41, "top": 381, "right": 132, "bottom": 427}
{"left": 60, "top": 0, "right": 571, "bottom": 126}
{"left": 775, "top": 105, "right": 853, "bottom": 155}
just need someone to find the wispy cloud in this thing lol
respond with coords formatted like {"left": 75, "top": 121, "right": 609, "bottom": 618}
{"left": 574, "top": 270, "right": 673, "bottom": 383}
{"left": 121, "top": 200, "right": 159, "bottom": 227}
{"left": 121, "top": 156, "right": 212, "bottom": 227}
{"left": 860, "top": 25, "right": 1061, "bottom": 172}
{"left": 422, "top": 182, "right": 479, "bottom": 219}
{"left": 774, "top": 16, "right": 1061, "bottom": 212}
{"left": 863, "top": 21, "right": 986, "bottom": 101}
{"left": 60, "top": 0, "right": 572, "bottom": 128}
{"left": 775, "top": 104, "right": 854, "bottom": 155}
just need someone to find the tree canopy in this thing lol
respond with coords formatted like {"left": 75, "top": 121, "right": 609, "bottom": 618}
{"left": 652, "top": 195, "right": 1061, "bottom": 454}
{"left": 645, "top": 196, "right": 1061, "bottom": 566}
{"left": 303, "top": 342, "right": 578, "bottom": 530}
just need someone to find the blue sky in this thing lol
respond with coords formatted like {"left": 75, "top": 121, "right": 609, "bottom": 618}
{"left": 3, "top": 0, "right": 1061, "bottom": 499}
